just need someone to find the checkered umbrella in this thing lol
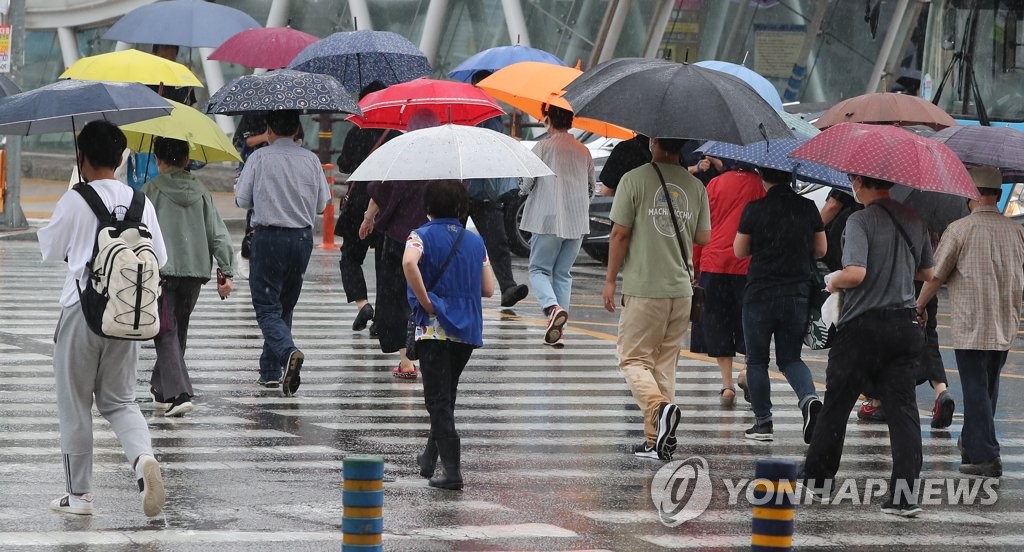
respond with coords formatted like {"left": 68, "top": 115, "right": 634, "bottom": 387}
{"left": 789, "top": 123, "right": 978, "bottom": 199}
{"left": 930, "top": 125, "right": 1024, "bottom": 181}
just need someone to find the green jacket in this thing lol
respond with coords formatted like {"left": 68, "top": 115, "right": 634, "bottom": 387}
{"left": 142, "top": 168, "right": 234, "bottom": 280}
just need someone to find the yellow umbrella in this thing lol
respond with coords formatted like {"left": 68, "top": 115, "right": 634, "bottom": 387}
{"left": 476, "top": 61, "right": 634, "bottom": 139}
{"left": 120, "top": 100, "right": 241, "bottom": 163}
{"left": 60, "top": 49, "right": 203, "bottom": 88}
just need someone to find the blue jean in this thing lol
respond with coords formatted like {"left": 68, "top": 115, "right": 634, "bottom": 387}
{"left": 249, "top": 227, "right": 313, "bottom": 380}
{"left": 743, "top": 295, "right": 817, "bottom": 423}
{"left": 955, "top": 349, "right": 1008, "bottom": 464}
{"left": 528, "top": 234, "right": 582, "bottom": 312}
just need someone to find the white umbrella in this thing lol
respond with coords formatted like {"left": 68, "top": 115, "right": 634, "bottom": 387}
{"left": 348, "top": 124, "right": 554, "bottom": 182}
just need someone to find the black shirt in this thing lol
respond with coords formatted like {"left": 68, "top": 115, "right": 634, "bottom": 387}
{"left": 822, "top": 188, "right": 862, "bottom": 272}
{"left": 737, "top": 184, "right": 824, "bottom": 302}
{"left": 599, "top": 134, "right": 651, "bottom": 191}
{"left": 337, "top": 126, "right": 399, "bottom": 174}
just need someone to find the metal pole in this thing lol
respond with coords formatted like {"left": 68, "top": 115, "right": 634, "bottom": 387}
{"left": 2, "top": 0, "right": 26, "bottom": 229}
{"left": 597, "top": 0, "right": 631, "bottom": 63}
{"left": 56, "top": 27, "right": 80, "bottom": 69}
{"left": 347, "top": 0, "right": 375, "bottom": 30}
{"left": 588, "top": 0, "right": 619, "bottom": 69}
{"left": 199, "top": 47, "right": 235, "bottom": 135}
{"left": 266, "top": 0, "right": 292, "bottom": 28}
{"left": 883, "top": 0, "right": 925, "bottom": 91}
{"left": 783, "top": 0, "right": 830, "bottom": 102}
{"left": 642, "top": 0, "right": 674, "bottom": 59}
{"left": 720, "top": 0, "right": 753, "bottom": 62}
{"left": 501, "top": 0, "right": 531, "bottom": 47}
{"left": 865, "top": 0, "right": 910, "bottom": 94}
{"left": 419, "top": 0, "right": 450, "bottom": 66}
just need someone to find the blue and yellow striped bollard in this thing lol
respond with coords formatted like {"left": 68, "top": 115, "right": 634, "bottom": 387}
{"left": 751, "top": 458, "right": 796, "bottom": 551}
{"left": 342, "top": 455, "right": 384, "bottom": 552}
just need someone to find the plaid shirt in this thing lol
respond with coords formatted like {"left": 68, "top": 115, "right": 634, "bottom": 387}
{"left": 932, "top": 206, "right": 1024, "bottom": 350}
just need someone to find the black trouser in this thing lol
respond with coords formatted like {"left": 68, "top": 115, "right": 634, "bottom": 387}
{"left": 955, "top": 349, "right": 1008, "bottom": 464}
{"left": 468, "top": 199, "right": 516, "bottom": 292}
{"left": 152, "top": 276, "right": 204, "bottom": 399}
{"left": 374, "top": 236, "right": 409, "bottom": 354}
{"left": 803, "top": 309, "right": 924, "bottom": 505}
{"left": 419, "top": 340, "right": 474, "bottom": 440}
{"left": 338, "top": 185, "right": 373, "bottom": 304}
{"left": 914, "top": 282, "right": 946, "bottom": 386}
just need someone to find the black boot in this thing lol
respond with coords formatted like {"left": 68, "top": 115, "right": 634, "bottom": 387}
{"left": 429, "top": 437, "right": 463, "bottom": 490}
{"left": 416, "top": 435, "right": 437, "bottom": 479}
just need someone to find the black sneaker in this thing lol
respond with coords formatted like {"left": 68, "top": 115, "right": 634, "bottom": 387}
{"left": 282, "top": 349, "right": 304, "bottom": 397}
{"left": 164, "top": 394, "right": 193, "bottom": 417}
{"left": 654, "top": 403, "right": 681, "bottom": 460}
{"left": 633, "top": 441, "right": 659, "bottom": 459}
{"left": 257, "top": 377, "right": 280, "bottom": 389}
{"left": 802, "top": 398, "right": 823, "bottom": 444}
{"left": 352, "top": 304, "right": 374, "bottom": 331}
{"left": 369, "top": 323, "right": 379, "bottom": 338}
{"left": 745, "top": 420, "right": 773, "bottom": 441}
{"left": 500, "top": 284, "right": 529, "bottom": 308}
{"left": 959, "top": 458, "right": 1002, "bottom": 478}
{"left": 881, "top": 501, "right": 922, "bottom": 517}
{"left": 931, "top": 390, "right": 955, "bottom": 429}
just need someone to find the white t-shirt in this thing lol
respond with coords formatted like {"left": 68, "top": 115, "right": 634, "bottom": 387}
{"left": 38, "top": 179, "right": 168, "bottom": 307}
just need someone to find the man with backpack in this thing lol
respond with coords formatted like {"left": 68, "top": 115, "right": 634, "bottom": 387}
{"left": 38, "top": 120, "right": 168, "bottom": 517}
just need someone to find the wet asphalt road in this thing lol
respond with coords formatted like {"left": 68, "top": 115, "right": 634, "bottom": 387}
{"left": 0, "top": 240, "right": 1023, "bottom": 551}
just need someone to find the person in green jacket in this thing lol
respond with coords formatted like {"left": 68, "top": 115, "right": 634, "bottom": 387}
{"left": 142, "top": 137, "right": 235, "bottom": 417}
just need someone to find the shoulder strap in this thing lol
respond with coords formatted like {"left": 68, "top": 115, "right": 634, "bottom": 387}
{"left": 73, "top": 183, "right": 113, "bottom": 223}
{"left": 872, "top": 202, "right": 916, "bottom": 258}
{"left": 125, "top": 190, "right": 146, "bottom": 224}
{"left": 650, "top": 162, "right": 694, "bottom": 279}
{"left": 426, "top": 227, "right": 466, "bottom": 292}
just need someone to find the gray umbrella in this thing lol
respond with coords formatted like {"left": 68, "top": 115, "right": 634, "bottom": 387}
{"left": 204, "top": 70, "right": 362, "bottom": 116}
{"left": 102, "top": 0, "right": 260, "bottom": 49}
{"left": 931, "top": 125, "right": 1024, "bottom": 181}
{"left": 0, "top": 75, "right": 21, "bottom": 98}
{"left": 288, "top": 30, "right": 431, "bottom": 93}
{"left": 0, "top": 79, "right": 171, "bottom": 135}
{"left": 562, "top": 58, "right": 793, "bottom": 145}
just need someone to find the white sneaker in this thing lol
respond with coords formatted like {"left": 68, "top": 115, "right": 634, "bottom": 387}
{"left": 135, "top": 455, "right": 165, "bottom": 517}
{"left": 50, "top": 493, "right": 94, "bottom": 515}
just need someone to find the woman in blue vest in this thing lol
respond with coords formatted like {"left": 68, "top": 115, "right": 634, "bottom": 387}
{"left": 403, "top": 180, "right": 495, "bottom": 490}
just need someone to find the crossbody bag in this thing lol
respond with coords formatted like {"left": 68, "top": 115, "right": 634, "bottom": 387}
{"left": 405, "top": 227, "right": 466, "bottom": 360}
{"left": 650, "top": 162, "right": 705, "bottom": 323}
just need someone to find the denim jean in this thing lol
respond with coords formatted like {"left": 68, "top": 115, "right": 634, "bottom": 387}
{"left": 528, "top": 233, "right": 582, "bottom": 312}
{"left": 249, "top": 227, "right": 313, "bottom": 380}
{"left": 742, "top": 295, "right": 817, "bottom": 423}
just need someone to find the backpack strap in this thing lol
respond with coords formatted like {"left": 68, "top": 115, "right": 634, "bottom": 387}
{"left": 125, "top": 189, "right": 146, "bottom": 224}
{"left": 73, "top": 183, "right": 113, "bottom": 223}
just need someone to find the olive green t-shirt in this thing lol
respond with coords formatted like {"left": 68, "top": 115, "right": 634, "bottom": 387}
{"left": 609, "top": 162, "right": 711, "bottom": 298}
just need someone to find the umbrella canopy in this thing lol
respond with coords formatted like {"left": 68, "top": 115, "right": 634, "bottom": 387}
{"left": 120, "top": 100, "right": 241, "bottom": 163}
{"left": 102, "top": 0, "right": 261, "bottom": 48}
{"left": 204, "top": 69, "right": 361, "bottom": 115}
{"left": 930, "top": 125, "right": 1024, "bottom": 181}
{"left": 0, "top": 75, "right": 21, "bottom": 98}
{"left": 789, "top": 123, "right": 978, "bottom": 199}
{"left": 778, "top": 111, "right": 819, "bottom": 137}
{"left": 476, "top": 61, "right": 634, "bottom": 139}
{"left": 347, "top": 78, "right": 503, "bottom": 131}
{"left": 694, "top": 60, "right": 783, "bottom": 110}
{"left": 60, "top": 49, "right": 203, "bottom": 87}
{"left": 698, "top": 138, "right": 849, "bottom": 189}
{"left": 208, "top": 27, "right": 320, "bottom": 70}
{"left": 813, "top": 92, "right": 958, "bottom": 130}
{"left": 348, "top": 124, "right": 554, "bottom": 182}
{"left": 0, "top": 80, "right": 172, "bottom": 135}
{"left": 288, "top": 30, "right": 431, "bottom": 93}
{"left": 561, "top": 58, "right": 792, "bottom": 144}
{"left": 448, "top": 45, "right": 566, "bottom": 83}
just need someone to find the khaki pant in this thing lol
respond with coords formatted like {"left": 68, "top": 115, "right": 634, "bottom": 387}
{"left": 618, "top": 295, "right": 691, "bottom": 445}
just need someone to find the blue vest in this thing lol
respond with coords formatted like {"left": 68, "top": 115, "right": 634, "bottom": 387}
{"left": 407, "top": 218, "right": 486, "bottom": 347}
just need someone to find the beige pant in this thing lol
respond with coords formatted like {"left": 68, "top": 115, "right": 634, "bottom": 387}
{"left": 618, "top": 295, "right": 692, "bottom": 445}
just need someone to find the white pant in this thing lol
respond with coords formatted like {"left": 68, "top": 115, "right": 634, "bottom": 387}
{"left": 53, "top": 305, "right": 153, "bottom": 494}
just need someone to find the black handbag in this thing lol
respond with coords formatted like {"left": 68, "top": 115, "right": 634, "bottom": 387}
{"left": 406, "top": 227, "right": 466, "bottom": 361}
{"left": 649, "top": 162, "right": 705, "bottom": 323}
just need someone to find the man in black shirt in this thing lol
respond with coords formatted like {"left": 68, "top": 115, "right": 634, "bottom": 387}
{"left": 598, "top": 134, "right": 650, "bottom": 196}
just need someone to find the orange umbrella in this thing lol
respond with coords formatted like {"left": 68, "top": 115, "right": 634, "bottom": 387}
{"left": 476, "top": 61, "right": 634, "bottom": 139}
{"left": 814, "top": 92, "right": 958, "bottom": 130}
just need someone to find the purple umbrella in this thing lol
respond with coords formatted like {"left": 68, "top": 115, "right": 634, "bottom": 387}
{"left": 930, "top": 125, "right": 1024, "bottom": 181}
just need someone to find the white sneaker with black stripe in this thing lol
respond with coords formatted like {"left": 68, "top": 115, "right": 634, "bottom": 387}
{"left": 633, "top": 441, "right": 659, "bottom": 459}
{"left": 50, "top": 493, "right": 93, "bottom": 515}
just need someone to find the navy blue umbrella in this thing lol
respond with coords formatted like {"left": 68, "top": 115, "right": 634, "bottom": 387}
{"left": 0, "top": 79, "right": 171, "bottom": 135}
{"left": 102, "top": 0, "right": 260, "bottom": 49}
{"left": 204, "top": 69, "right": 362, "bottom": 116}
{"left": 448, "top": 45, "right": 565, "bottom": 83}
{"left": 698, "top": 138, "right": 850, "bottom": 189}
{"left": 288, "top": 30, "right": 431, "bottom": 93}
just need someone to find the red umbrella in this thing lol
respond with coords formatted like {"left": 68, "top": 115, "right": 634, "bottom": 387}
{"left": 790, "top": 123, "right": 979, "bottom": 199}
{"left": 208, "top": 27, "right": 319, "bottom": 70}
{"left": 347, "top": 78, "right": 503, "bottom": 131}
{"left": 814, "top": 92, "right": 958, "bottom": 131}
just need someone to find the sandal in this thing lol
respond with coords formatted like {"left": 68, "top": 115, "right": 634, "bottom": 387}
{"left": 720, "top": 387, "right": 736, "bottom": 407}
{"left": 392, "top": 365, "right": 418, "bottom": 380}
{"left": 737, "top": 370, "right": 751, "bottom": 403}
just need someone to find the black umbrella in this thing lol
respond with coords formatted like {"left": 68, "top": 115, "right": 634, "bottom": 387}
{"left": 0, "top": 79, "right": 171, "bottom": 135}
{"left": 203, "top": 69, "right": 362, "bottom": 116}
{"left": 287, "top": 30, "right": 431, "bottom": 93}
{"left": 562, "top": 58, "right": 793, "bottom": 145}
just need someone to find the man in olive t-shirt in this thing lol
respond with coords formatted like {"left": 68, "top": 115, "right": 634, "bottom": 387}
{"left": 602, "top": 137, "right": 711, "bottom": 461}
